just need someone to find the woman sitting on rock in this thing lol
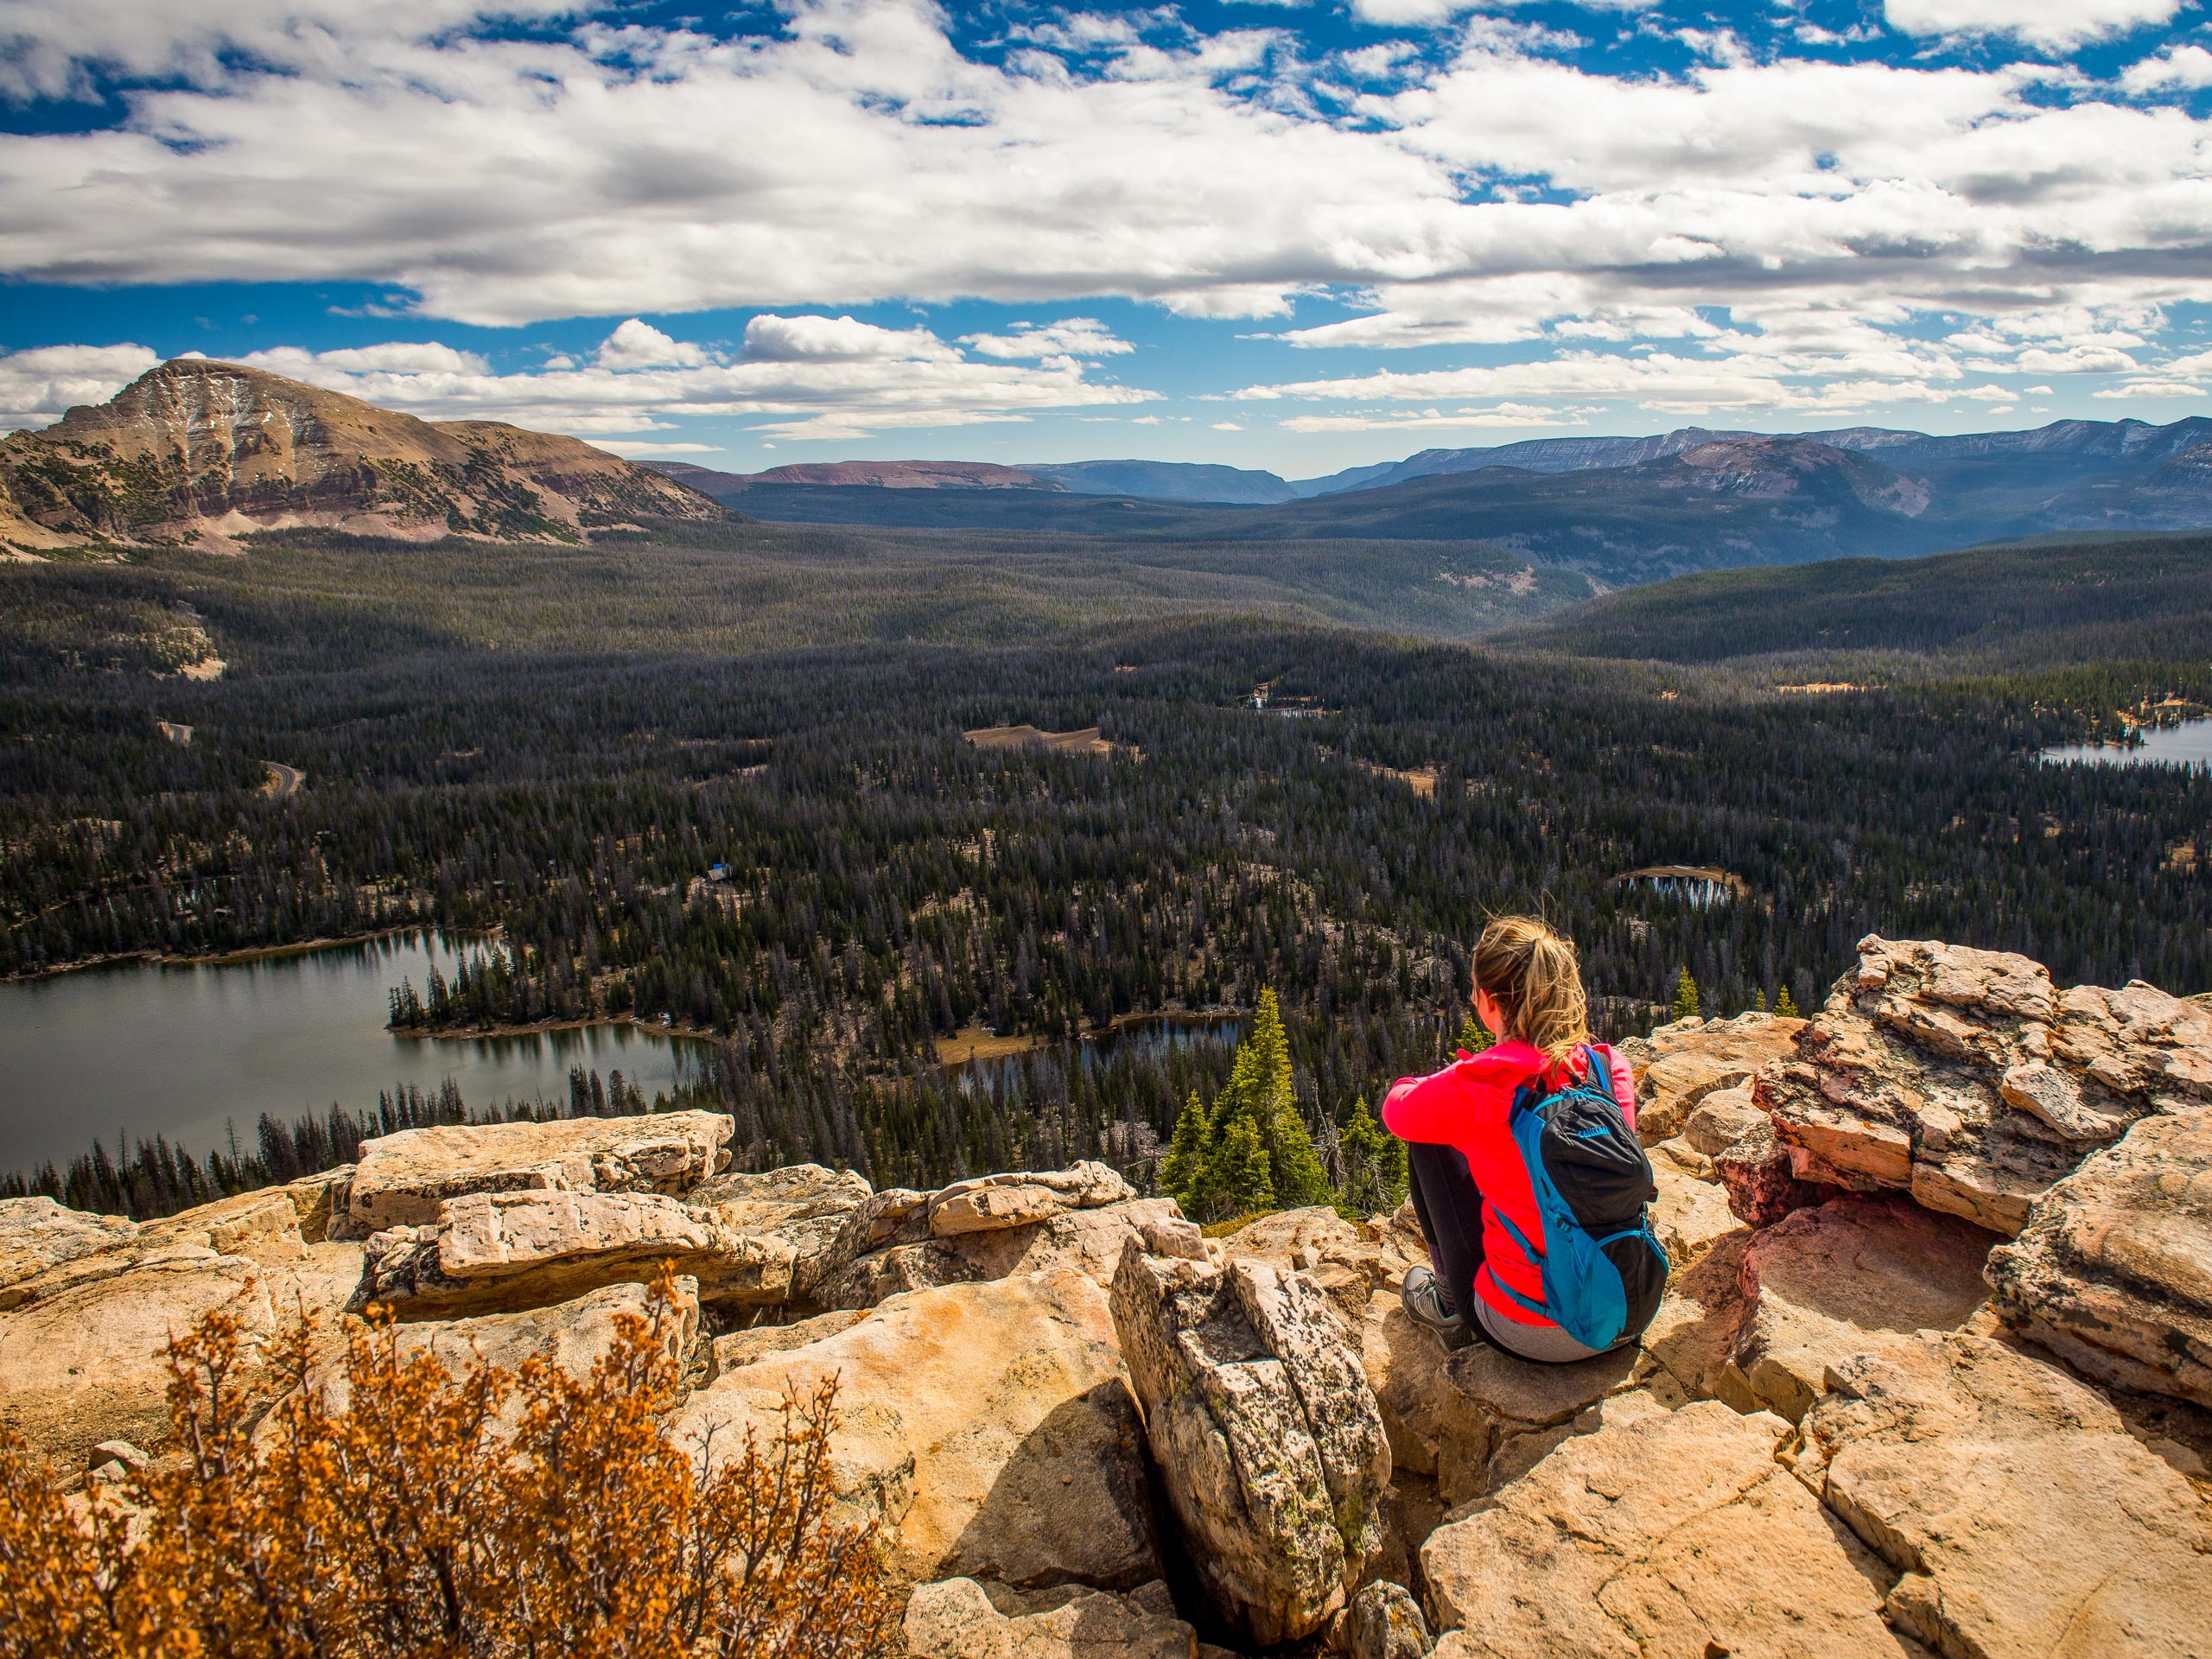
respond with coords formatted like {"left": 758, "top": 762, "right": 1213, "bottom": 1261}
{"left": 1386, "top": 915, "right": 1667, "bottom": 1362}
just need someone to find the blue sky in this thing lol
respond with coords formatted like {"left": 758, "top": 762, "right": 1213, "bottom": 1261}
{"left": 6, "top": 0, "right": 2212, "bottom": 480}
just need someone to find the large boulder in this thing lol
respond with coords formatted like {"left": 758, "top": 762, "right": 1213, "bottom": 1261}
{"left": 1422, "top": 1402, "right": 1925, "bottom": 1659}
{"left": 1987, "top": 1109, "right": 2212, "bottom": 1408}
{"left": 1730, "top": 938, "right": 2212, "bottom": 1235}
{"left": 1649, "top": 1151, "right": 1740, "bottom": 1268}
{"left": 0, "top": 1197, "right": 137, "bottom": 1306}
{"left": 292, "top": 1278, "right": 700, "bottom": 1437}
{"left": 672, "top": 1267, "right": 1159, "bottom": 1594}
{"left": 350, "top": 1189, "right": 796, "bottom": 1319}
{"left": 1109, "top": 1240, "right": 1389, "bottom": 1648}
{"left": 903, "top": 1578, "right": 1197, "bottom": 1659}
{"left": 684, "top": 1162, "right": 870, "bottom": 1279}
{"left": 811, "top": 1163, "right": 1202, "bottom": 1310}
{"left": 1357, "top": 1293, "right": 1641, "bottom": 1507}
{"left": 0, "top": 1191, "right": 361, "bottom": 1465}
{"left": 1616, "top": 1011, "right": 1807, "bottom": 1145}
{"left": 333, "top": 1110, "right": 734, "bottom": 1238}
{"left": 1802, "top": 1332, "right": 2212, "bottom": 1658}
{"left": 1346, "top": 1580, "right": 1434, "bottom": 1659}
{"left": 1213, "top": 1205, "right": 1418, "bottom": 1330}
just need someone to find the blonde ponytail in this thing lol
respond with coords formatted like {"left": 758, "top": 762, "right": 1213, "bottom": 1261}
{"left": 1471, "top": 915, "right": 1591, "bottom": 1065}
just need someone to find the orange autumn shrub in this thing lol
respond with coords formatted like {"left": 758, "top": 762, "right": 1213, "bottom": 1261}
{"left": 0, "top": 1270, "right": 896, "bottom": 1659}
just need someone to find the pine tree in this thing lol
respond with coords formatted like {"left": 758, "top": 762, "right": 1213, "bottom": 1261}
{"left": 1456, "top": 1010, "right": 1497, "bottom": 1054}
{"left": 1774, "top": 984, "right": 1801, "bottom": 1020}
{"left": 1211, "top": 1112, "right": 1275, "bottom": 1217}
{"left": 1751, "top": 987, "right": 1768, "bottom": 1014}
{"left": 1245, "top": 989, "right": 1333, "bottom": 1209}
{"left": 1338, "top": 1096, "right": 1407, "bottom": 1216}
{"left": 1672, "top": 967, "right": 1701, "bottom": 1021}
{"left": 1160, "top": 1092, "right": 1211, "bottom": 1208}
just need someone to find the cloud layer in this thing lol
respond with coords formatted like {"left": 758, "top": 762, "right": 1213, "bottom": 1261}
{"left": 7, "top": 1, "right": 2212, "bottom": 440}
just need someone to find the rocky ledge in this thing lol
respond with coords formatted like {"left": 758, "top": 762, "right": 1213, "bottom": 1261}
{"left": 3, "top": 935, "right": 2207, "bottom": 1656}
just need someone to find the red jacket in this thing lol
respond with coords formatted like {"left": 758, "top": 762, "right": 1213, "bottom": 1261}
{"left": 1382, "top": 1039, "right": 1637, "bottom": 1327}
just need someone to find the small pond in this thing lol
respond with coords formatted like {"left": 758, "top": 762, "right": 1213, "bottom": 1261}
{"left": 0, "top": 931, "right": 708, "bottom": 1176}
{"left": 949, "top": 1016, "right": 1244, "bottom": 1097}
{"left": 2039, "top": 716, "right": 2212, "bottom": 772}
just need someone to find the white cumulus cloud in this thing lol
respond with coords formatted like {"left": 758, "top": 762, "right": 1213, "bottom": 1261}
{"left": 960, "top": 319, "right": 1135, "bottom": 359}
{"left": 596, "top": 321, "right": 712, "bottom": 371}
{"left": 0, "top": 342, "right": 162, "bottom": 430}
{"left": 1884, "top": 0, "right": 2184, "bottom": 49}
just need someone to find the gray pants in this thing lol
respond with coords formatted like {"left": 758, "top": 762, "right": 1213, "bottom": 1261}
{"left": 1473, "top": 1295, "right": 1608, "bottom": 1363}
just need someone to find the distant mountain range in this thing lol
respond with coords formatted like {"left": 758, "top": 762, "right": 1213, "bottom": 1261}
{"left": 652, "top": 455, "right": 1299, "bottom": 505}
{"left": 0, "top": 359, "right": 724, "bottom": 552}
{"left": 646, "top": 416, "right": 2212, "bottom": 584}
{"left": 16, "top": 363, "right": 2212, "bottom": 595}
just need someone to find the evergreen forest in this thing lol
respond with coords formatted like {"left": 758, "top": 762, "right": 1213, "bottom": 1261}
{"left": 3, "top": 522, "right": 2206, "bottom": 1215}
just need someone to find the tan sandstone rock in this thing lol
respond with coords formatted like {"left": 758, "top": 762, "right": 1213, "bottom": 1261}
{"left": 1730, "top": 938, "right": 2212, "bottom": 1236}
{"left": 1987, "top": 1109, "right": 2212, "bottom": 1408}
{"left": 1423, "top": 1401, "right": 1926, "bottom": 1659}
{"left": 1346, "top": 1580, "right": 1434, "bottom": 1659}
{"left": 1637, "top": 1229, "right": 1762, "bottom": 1411}
{"left": 708, "top": 1306, "right": 872, "bottom": 1377}
{"left": 903, "top": 1578, "right": 1196, "bottom": 1659}
{"left": 1357, "top": 1290, "right": 1646, "bottom": 1505}
{"left": 672, "top": 1267, "right": 1159, "bottom": 1594}
{"left": 334, "top": 1110, "right": 734, "bottom": 1237}
{"left": 1214, "top": 1205, "right": 1414, "bottom": 1328}
{"left": 1649, "top": 1156, "right": 1739, "bottom": 1268}
{"left": 0, "top": 1197, "right": 137, "bottom": 1306}
{"left": 813, "top": 1165, "right": 1201, "bottom": 1310}
{"left": 1618, "top": 1011, "right": 1806, "bottom": 1144}
{"left": 683, "top": 1162, "right": 871, "bottom": 1270}
{"left": 292, "top": 1278, "right": 700, "bottom": 1437}
{"left": 1682, "top": 1081, "right": 1765, "bottom": 1159}
{"left": 1110, "top": 1240, "right": 1390, "bottom": 1648}
{"left": 351, "top": 1189, "right": 794, "bottom": 1318}
{"left": 1802, "top": 1332, "right": 2212, "bottom": 1659}
{"left": 0, "top": 1191, "right": 361, "bottom": 1465}
{"left": 1729, "top": 1193, "right": 1997, "bottom": 1422}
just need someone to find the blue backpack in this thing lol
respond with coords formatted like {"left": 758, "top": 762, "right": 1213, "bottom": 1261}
{"left": 1484, "top": 1047, "right": 1668, "bottom": 1351}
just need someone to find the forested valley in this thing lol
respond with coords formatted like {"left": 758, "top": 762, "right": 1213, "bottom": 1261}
{"left": 5, "top": 523, "right": 2207, "bottom": 1216}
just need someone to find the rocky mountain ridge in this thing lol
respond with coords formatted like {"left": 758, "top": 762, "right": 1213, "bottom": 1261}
{"left": 3, "top": 934, "right": 2207, "bottom": 1656}
{"left": 0, "top": 358, "right": 726, "bottom": 554}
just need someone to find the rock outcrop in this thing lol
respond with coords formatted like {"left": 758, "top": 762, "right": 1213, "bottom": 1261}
{"left": 1346, "top": 1580, "right": 1434, "bottom": 1659}
{"left": 1987, "top": 1108, "right": 2212, "bottom": 1407}
{"left": 903, "top": 1578, "right": 1198, "bottom": 1659}
{"left": 1357, "top": 1293, "right": 1643, "bottom": 1506}
{"left": 1724, "top": 937, "right": 2212, "bottom": 1234}
{"left": 0, "top": 1190, "right": 362, "bottom": 1464}
{"left": 293, "top": 1278, "right": 700, "bottom": 1438}
{"left": 1617, "top": 1010, "right": 1806, "bottom": 1145}
{"left": 335, "top": 1110, "right": 736, "bottom": 1237}
{"left": 0, "top": 357, "right": 725, "bottom": 553}
{"left": 674, "top": 1268, "right": 1160, "bottom": 1594}
{"left": 1109, "top": 1238, "right": 1389, "bottom": 1647}
{"left": 1802, "top": 1333, "right": 2212, "bottom": 1658}
{"left": 810, "top": 1162, "right": 1202, "bottom": 1309}
{"left": 1423, "top": 1400, "right": 1922, "bottom": 1659}
{"left": 0, "top": 1197, "right": 137, "bottom": 1306}
{"left": 1214, "top": 1205, "right": 1420, "bottom": 1330}
{"left": 1727, "top": 1193, "right": 1996, "bottom": 1421}
{"left": 351, "top": 1189, "right": 802, "bottom": 1318}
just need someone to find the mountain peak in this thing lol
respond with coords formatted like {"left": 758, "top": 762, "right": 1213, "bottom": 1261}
{"left": 2, "top": 359, "right": 724, "bottom": 553}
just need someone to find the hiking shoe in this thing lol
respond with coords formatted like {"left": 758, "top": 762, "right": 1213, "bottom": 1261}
{"left": 1401, "top": 1264, "right": 1475, "bottom": 1351}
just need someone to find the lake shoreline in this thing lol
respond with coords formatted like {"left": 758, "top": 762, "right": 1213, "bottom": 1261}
{"left": 3, "top": 925, "right": 445, "bottom": 986}
{"left": 391, "top": 1012, "right": 721, "bottom": 1046}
